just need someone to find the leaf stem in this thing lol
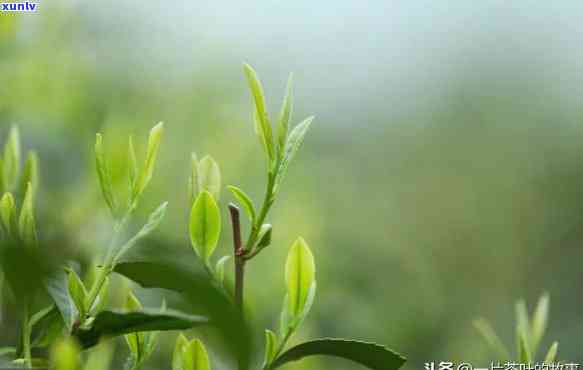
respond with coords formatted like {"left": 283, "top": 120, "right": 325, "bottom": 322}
{"left": 22, "top": 302, "right": 32, "bottom": 368}
{"left": 229, "top": 204, "right": 245, "bottom": 309}
{"left": 243, "top": 172, "right": 276, "bottom": 258}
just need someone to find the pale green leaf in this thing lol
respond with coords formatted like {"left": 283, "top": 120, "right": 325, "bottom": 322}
{"left": 3, "top": 125, "right": 21, "bottom": 191}
{"left": 95, "top": 133, "right": 117, "bottom": 215}
{"left": 136, "top": 122, "right": 164, "bottom": 198}
{"left": 227, "top": 185, "right": 256, "bottom": 222}
{"left": 518, "top": 330, "right": 532, "bottom": 364}
{"left": 275, "top": 117, "right": 314, "bottom": 191}
{"left": 263, "top": 329, "right": 278, "bottom": 367}
{"left": 244, "top": 63, "right": 275, "bottom": 161}
{"left": 473, "top": 318, "right": 510, "bottom": 360}
{"left": 256, "top": 224, "right": 272, "bottom": 250}
{"left": 543, "top": 342, "right": 558, "bottom": 364}
{"left": 515, "top": 299, "right": 531, "bottom": 356}
{"left": 173, "top": 334, "right": 189, "bottom": 370}
{"left": 277, "top": 73, "right": 294, "bottom": 152}
{"left": 189, "top": 191, "right": 221, "bottom": 262}
{"left": 50, "top": 337, "right": 80, "bottom": 370}
{"left": 215, "top": 256, "right": 230, "bottom": 285}
{"left": 285, "top": 238, "right": 316, "bottom": 318}
{"left": 188, "top": 153, "right": 199, "bottom": 205}
{"left": 18, "top": 182, "right": 37, "bottom": 246}
{"left": 66, "top": 268, "right": 87, "bottom": 318}
{"left": 0, "top": 192, "right": 15, "bottom": 235}
{"left": 531, "top": 293, "right": 549, "bottom": 355}
{"left": 198, "top": 155, "right": 221, "bottom": 201}
{"left": 182, "top": 338, "right": 211, "bottom": 370}
{"left": 20, "top": 151, "right": 38, "bottom": 201}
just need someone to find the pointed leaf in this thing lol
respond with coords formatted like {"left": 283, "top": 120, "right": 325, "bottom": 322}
{"left": 136, "top": 122, "right": 164, "bottom": 197}
{"left": 277, "top": 73, "right": 294, "bottom": 152}
{"left": 271, "top": 339, "right": 406, "bottom": 370}
{"left": 182, "top": 338, "right": 211, "bottom": 370}
{"left": 518, "top": 330, "right": 532, "bottom": 364}
{"left": 473, "top": 318, "right": 510, "bottom": 360}
{"left": 189, "top": 191, "right": 221, "bottom": 262}
{"left": 95, "top": 133, "right": 116, "bottom": 215}
{"left": 275, "top": 117, "right": 314, "bottom": 191}
{"left": 543, "top": 342, "right": 558, "bottom": 364}
{"left": 173, "top": 334, "right": 189, "bottom": 370}
{"left": 244, "top": 64, "right": 275, "bottom": 161}
{"left": 227, "top": 185, "right": 256, "bottom": 222}
{"left": 263, "top": 329, "right": 278, "bottom": 367}
{"left": 73, "top": 309, "right": 209, "bottom": 349}
{"left": 515, "top": 299, "right": 531, "bottom": 356}
{"left": 531, "top": 293, "right": 549, "bottom": 354}
{"left": 285, "top": 238, "right": 316, "bottom": 317}
{"left": 18, "top": 182, "right": 37, "bottom": 246}
{"left": 215, "top": 256, "right": 230, "bottom": 285}
{"left": 66, "top": 268, "right": 87, "bottom": 318}
{"left": 188, "top": 153, "right": 199, "bottom": 205}
{"left": 0, "top": 192, "right": 16, "bottom": 235}
{"left": 3, "top": 126, "right": 21, "bottom": 191}
{"left": 198, "top": 155, "right": 221, "bottom": 201}
{"left": 20, "top": 151, "right": 38, "bottom": 200}
{"left": 256, "top": 224, "right": 272, "bottom": 250}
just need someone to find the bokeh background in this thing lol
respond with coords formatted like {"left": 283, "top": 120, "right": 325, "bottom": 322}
{"left": 2, "top": 1, "right": 583, "bottom": 369}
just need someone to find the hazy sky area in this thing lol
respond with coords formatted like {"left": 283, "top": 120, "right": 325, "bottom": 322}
{"left": 70, "top": 1, "right": 583, "bottom": 128}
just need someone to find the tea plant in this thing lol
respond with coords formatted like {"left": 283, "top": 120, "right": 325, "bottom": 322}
{"left": 0, "top": 65, "right": 408, "bottom": 370}
{"left": 474, "top": 293, "right": 559, "bottom": 364}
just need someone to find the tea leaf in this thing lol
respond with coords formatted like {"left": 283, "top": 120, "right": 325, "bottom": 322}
{"left": 473, "top": 318, "right": 510, "bottom": 361}
{"left": 45, "top": 271, "right": 77, "bottom": 330}
{"left": 18, "top": 182, "right": 37, "bottom": 246}
{"left": 263, "top": 329, "right": 278, "bottom": 367}
{"left": 136, "top": 122, "right": 164, "bottom": 198}
{"left": 275, "top": 116, "right": 314, "bottom": 191}
{"left": 173, "top": 334, "right": 189, "bottom": 370}
{"left": 66, "top": 268, "right": 88, "bottom": 318}
{"left": 198, "top": 155, "right": 221, "bottom": 201}
{"left": 517, "top": 330, "right": 532, "bottom": 364}
{"left": 215, "top": 255, "right": 230, "bottom": 285}
{"left": 114, "top": 202, "right": 168, "bottom": 261}
{"left": 189, "top": 191, "right": 221, "bottom": 263}
{"left": 124, "top": 292, "right": 144, "bottom": 363}
{"left": 285, "top": 238, "right": 316, "bottom": 318}
{"left": 0, "top": 192, "right": 16, "bottom": 235}
{"left": 515, "top": 299, "right": 531, "bottom": 356}
{"left": 50, "top": 337, "right": 80, "bottom": 370}
{"left": 188, "top": 153, "right": 199, "bottom": 205}
{"left": 73, "top": 309, "right": 209, "bottom": 349}
{"left": 182, "top": 338, "right": 211, "bottom": 370}
{"left": 277, "top": 73, "right": 294, "bottom": 152}
{"left": 227, "top": 185, "right": 256, "bottom": 222}
{"left": 3, "top": 125, "right": 21, "bottom": 191}
{"left": 244, "top": 64, "right": 275, "bottom": 161}
{"left": 530, "top": 293, "right": 549, "bottom": 355}
{"left": 543, "top": 342, "right": 558, "bottom": 364}
{"left": 270, "top": 338, "right": 406, "bottom": 370}
{"left": 128, "top": 135, "right": 138, "bottom": 198}
{"left": 256, "top": 224, "right": 272, "bottom": 250}
{"left": 95, "top": 133, "right": 117, "bottom": 216}
{"left": 20, "top": 151, "right": 38, "bottom": 200}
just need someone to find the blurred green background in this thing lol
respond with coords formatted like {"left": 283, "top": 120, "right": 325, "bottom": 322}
{"left": 2, "top": 1, "right": 583, "bottom": 369}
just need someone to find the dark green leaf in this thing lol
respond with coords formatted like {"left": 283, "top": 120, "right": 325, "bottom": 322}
{"left": 271, "top": 339, "right": 406, "bottom": 370}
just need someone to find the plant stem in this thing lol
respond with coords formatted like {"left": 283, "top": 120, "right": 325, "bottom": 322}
{"left": 22, "top": 302, "right": 32, "bottom": 368}
{"left": 229, "top": 204, "right": 245, "bottom": 309}
{"left": 244, "top": 172, "right": 275, "bottom": 256}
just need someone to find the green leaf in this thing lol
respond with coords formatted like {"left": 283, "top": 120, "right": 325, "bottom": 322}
{"left": 173, "top": 334, "right": 189, "bottom": 370}
{"left": 0, "top": 192, "right": 16, "bottom": 235}
{"left": 517, "top": 330, "right": 532, "bottom": 364}
{"left": 128, "top": 135, "right": 138, "bottom": 199}
{"left": 189, "top": 191, "right": 221, "bottom": 262}
{"left": 124, "top": 292, "right": 144, "bottom": 362}
{"left": 215, "top": 256, "right": 230, "bottom": 285}
{"left": 244, "top": 63, "right": 275, "bottom": 161}
{"left": 227, "top": 185, "right": 256, "bottom": 223}
{"left": 285, "top": 237, "right": 316, "bottom": 318}
{"left": 271, "top": 339, "right": 406, "bottom": 370}
{"left": 66, "top": 268, "right": 88, "bottom": 318}
{"left": 114, "top": 202, "right": 168, "bottom": 262}
{"left": 95, "top": 133, "right": 117, "bottom": 216}
{"left": 182, "top": 338, "right": 211, "bottom": 370}
{"left": 198, "top": 155, "right": 221, "bottom": 201}
{"left": 18, "top": 182, "right": 37, "bottom": 246}
{"left": 543, "top": 342, "right": 558, "bottom": 364}
{"left": 73, "top": 309, "right": 209, "bottom": 349}
{"left": 83, "top": 342, "right": 114, "bottom": 370}
{"left": 20, "top": 151, "right": 38, "bottom": 201}
{"left": 530, "top": 293, "right": 549, "bottom": 355}
{"left": 277, "top": 73, "right": 294, "bottom": 153}
{"left": 188, "top": 153, "right": 199, "bottom": 205}
{"left": 263, "top": 329, "right": 278, "bottom": 367}
{"left": 136, "top": 122, "right": 164, "bottom": 198}
{"left": 515, "top": 299, "right": 531, "bottom": 356}
{"left": 274, "top": 116, "right": 314, "bottom": 191}
{"left": 473, "top": 318, "right": 510, "bottom": 360}
{"left": 2, "top": 126, "right": 21, "bottom": 191}
{"left": 45, "top": 271, "right": 77, "bottom": 330}
{"left": 256, "top": 224, "right": 272, "bottom": 250}
{"left": 50, "top": 337, "right": 80, "bottom": 370}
